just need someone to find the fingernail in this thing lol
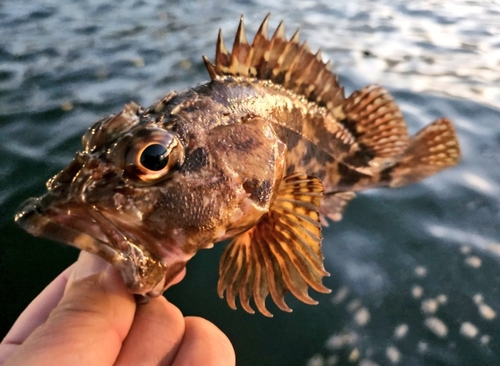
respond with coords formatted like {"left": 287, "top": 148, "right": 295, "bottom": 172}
{"left": 72, "top": 251, "right": 110, "bottom": 281}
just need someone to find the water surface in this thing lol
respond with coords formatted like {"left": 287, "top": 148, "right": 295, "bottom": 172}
{"left": 1, "top": 1, "right": 499, "bottom": 365}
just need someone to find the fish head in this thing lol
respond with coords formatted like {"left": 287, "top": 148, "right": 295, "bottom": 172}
{"left": 15, "top": 101, "right": 286, "bottom": 298}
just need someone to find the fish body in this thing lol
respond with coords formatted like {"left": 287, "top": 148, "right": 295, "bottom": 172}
{"left": 15, "top": 15, "right": 460, "bottom": 316}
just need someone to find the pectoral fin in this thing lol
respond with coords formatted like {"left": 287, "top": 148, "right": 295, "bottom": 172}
{"left": 218, "top": 173, "right": 331, "bottom": 317}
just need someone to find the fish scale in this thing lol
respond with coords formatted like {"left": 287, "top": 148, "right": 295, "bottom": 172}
{"left": 15, "top": 15, "right": 460, "bottom": 316}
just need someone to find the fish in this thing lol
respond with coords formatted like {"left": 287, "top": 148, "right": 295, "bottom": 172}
{"left": 15, "top": 15, "right": 461, "bottom": 317}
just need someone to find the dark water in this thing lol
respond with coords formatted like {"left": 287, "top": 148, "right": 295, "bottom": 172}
{"left": 1, "top": 1, "right": 499, "bottom": 365}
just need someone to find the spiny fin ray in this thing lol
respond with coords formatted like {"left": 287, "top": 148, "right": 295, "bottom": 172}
{"left": 204, "top": 14, "right": 345, "bottom": 109}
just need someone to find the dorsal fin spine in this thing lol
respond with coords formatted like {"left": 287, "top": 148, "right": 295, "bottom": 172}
{"left": 254, "top": 13, "right": 270, "bottom": 43}
{"left": 230, "top": 16, "right": 250, "bottom": 75}
{"left": 205, "top": 15, "right": 346, "bottom": 112}
{"left": 247, "top": 16, "right": 269, "bottom": 77}
{"left": 294, "top": 53, "right": 317, "bottom": 95}
{"left": 283, "top": 41, "right": 308, "bottom": 85}
{"left": 315, "top": 49, "right": 323, "bottom": 61}
{"left": 272, "top": 20, "right": 286, "bottom": 41}
{"left": 202, "top": 55, "right": 217, "bottom": 80}
{"left": 215, "top": 29, "right": 230, "bottom": 73}
{"left": 290, "top": 28, "right": 300, "bottom": 44}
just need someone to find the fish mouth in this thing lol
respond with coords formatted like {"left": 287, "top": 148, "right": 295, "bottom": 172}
{"left": 15, "top": 195, "right": 168, "bottom": 297}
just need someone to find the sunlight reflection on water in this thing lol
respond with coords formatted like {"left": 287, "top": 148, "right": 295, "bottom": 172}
{"left": 1, "top": 1, "right": 499, "bottom": 365}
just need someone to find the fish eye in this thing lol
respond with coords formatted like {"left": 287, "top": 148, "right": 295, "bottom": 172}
{"left": 140, "top": 144, "right": 169, "bottom": 171}
{"left": 125, "top": 129, "right": 184, "bottom": 182}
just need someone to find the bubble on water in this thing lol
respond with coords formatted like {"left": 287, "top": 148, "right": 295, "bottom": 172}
{"left": 472, "top": 293, "right": 497, "bottom": 320}
{"left": 421, "top": 298, "right": 439, "bottom": 314}
{"left": 460, "top": 322, "right": 479, "bottom": 338}
{"left": 354, "top": 307, "right": 371, "bottom": 327}
{"left": 411, "top": 285, "right": 424, "bottom": 299}
{"left": 307, "top": 354, "right": 324, "bottom": 366}
{"left": 314, "top": 242, "right": 499, "bottom": 363}
{"left": 386, "top": 345, "right": 401, "bottom": 364}
{"left": 436, "top": 294, "right": 448, "bottom": 304}
{"left": 347, "top": 299, "right": 362, "bottom": 312}
{"left": 424, "top": 317, "right": 448, "bottom": 338}
{"left": 348, "top": 348, "right": 360, "bottom": 362}
{"left": 473, "top": 294, "right": 484, "bottom": 304}
{"left": 480, "top": 335, "right": 491, "bottom": 345}
{"left": 465, "top": 256, "right": 482, "bottom": 268}
{"left": 418, "top": 341, "right": 429, "bottom": 354}
{"left": 460, "top": 245, "right": 472, "bottom": 255}
{"left": 331, "top": 286, "right": 349, "bottom": 305}
{"left": 414, "top": 266, "right": 427, "bottom": 278}
{"left": 393, "top": 324, "right": 409, "bottom": 340}
{"left": 326, "top": 331, "right": 359, "bottom": 350}
{"left": 478, "top": 303, "right": 496, "bottom": 320}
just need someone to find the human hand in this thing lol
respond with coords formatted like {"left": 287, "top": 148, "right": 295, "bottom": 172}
{"left": 0, "top": 252, "right": 235, "bottom": 366}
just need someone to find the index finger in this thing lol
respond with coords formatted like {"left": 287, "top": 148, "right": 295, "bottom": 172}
{"left": 2, "top": 253, "right": 136, "bottom": 366}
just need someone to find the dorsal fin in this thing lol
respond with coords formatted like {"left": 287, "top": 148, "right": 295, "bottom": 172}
{"left": 339, "top": 85, "right": 411, "bottom": 171}
{"left": 203, "top": 14, "right": 345, "bottom": 110}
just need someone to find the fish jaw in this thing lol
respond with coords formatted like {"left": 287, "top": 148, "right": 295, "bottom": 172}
{"left": 15, "top": 192, "right": 189, "bottom": 298}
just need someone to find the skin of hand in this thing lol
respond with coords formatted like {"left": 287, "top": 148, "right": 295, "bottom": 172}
{"left": 0, "top": 252, "right": 235, "bottom": 366}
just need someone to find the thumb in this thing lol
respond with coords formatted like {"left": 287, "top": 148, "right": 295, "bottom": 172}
{"left": 5, "top": 252, "right": 136, "bottom": 366}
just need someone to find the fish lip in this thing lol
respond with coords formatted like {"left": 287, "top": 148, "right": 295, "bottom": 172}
{"left": 15, "top": 195, "right": 168, "bottom": 297}
{"left": 16, "top": 196, "right": 111, "bottom": 249}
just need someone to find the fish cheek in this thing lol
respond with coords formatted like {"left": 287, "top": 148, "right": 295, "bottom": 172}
{"left": 138, "top": 177, "right": 232, "bottom": 249}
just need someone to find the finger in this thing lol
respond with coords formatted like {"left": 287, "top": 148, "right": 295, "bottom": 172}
{"left": 3, "top": 252, "right": 136, "bottom": 366}
{"left": 171, "top": 317, "right": 235, "bottom": 366}
{"left": 115, "top": 297, "right": 185, "bottom": 366}
{"left": 114, "top": 267, "right": 187, "bottom": 365}
{"left": 1, "top": 263, "right": 74, "bottom": 360}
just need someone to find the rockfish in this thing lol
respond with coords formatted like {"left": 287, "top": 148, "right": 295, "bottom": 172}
{"left": 15, "top": 15, "right": 460, "bottom": 316}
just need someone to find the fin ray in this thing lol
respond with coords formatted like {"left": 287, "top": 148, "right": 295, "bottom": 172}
{"left": 265, "top": 232, "right": 318, "bottom": 305}
{"left": 238, "top": 240, "right": 255, "bottom": 314}
{"left": 252, "top": 233, "right": 273, "bottom": 316}
{"left": 274, "top": 218, "right": 326, "bottom": 279}
{"left": 340, "top": 85, "right": 411, "bottom": 171}
{"left": 204, "top": 14, "right": 346, "bottom": 110}
{"left": 218, "top": 173, "right": 329, "bottom": 316}
{"left": 272, "top": 220, "right": 330, "bottom": 293}
{"left": 388, "top": 118, "right": 460, "bottom": 187}
{"left": 260, "top": 238, "right": 291, "bottom": 312}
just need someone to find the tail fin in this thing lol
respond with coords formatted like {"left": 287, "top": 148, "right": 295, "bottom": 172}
{"left": 387, "top": 118, "right": 460, "bottom": 187}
